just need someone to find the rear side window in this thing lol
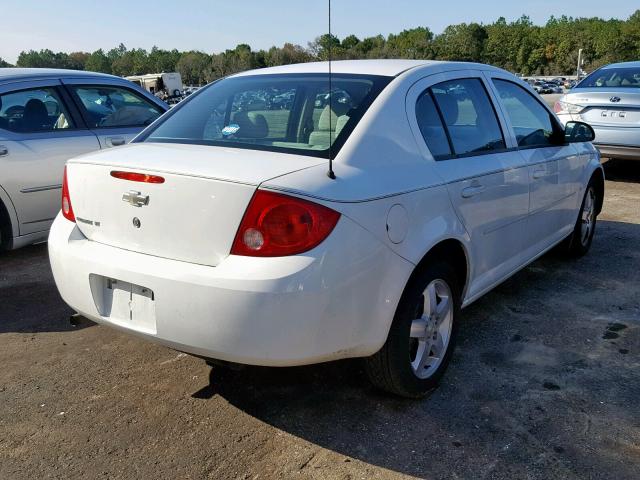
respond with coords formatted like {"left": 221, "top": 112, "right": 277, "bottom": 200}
{"left": 0, "top": 87, "right": 73, "bottom": 133}
{"left": 492, "top": 79, "right": 557, "bottom": 148}
{"left": 415, "top": 78, "right": 505, "bottom": 159}
{"left": 415, "top": 92, "right": 452, "bottom": 159}
{"left": 71, "top": 85, "right": 162, "bottom": 128}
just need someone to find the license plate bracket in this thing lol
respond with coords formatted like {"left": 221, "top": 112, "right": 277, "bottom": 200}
{"left": 89, "top": 274, "right": 157, "bottom": 334}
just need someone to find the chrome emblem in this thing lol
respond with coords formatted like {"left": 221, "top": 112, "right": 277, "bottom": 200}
{"left": 122, "top": 190, "right": 149, "bottom": 207}
{"left": 610, "top": 96, "right": 621, "bottom": 103}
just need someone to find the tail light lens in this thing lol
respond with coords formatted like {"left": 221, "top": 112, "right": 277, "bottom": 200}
{"left": 61, "top": 166, "right": 75, "bottom": 223}
{"left": 231, "top": 190, "right": 340, "bottom": 257}
{"left": 554, "top": 100, "right": 584, "bottom": 115}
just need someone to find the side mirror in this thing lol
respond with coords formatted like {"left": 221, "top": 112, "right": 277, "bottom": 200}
{"left": 565, "top": 121, "right": 595, "bottom": 143}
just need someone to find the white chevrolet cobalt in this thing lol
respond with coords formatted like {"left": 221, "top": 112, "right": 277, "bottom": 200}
{"left": 49, "top": 60, "right": 604, "bottom": 397}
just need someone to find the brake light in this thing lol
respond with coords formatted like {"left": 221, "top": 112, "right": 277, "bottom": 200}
{"left": 110, "top": 171, "right": 165, "bottom": 184}
{"left": 61, "top": 166, "right": 75, "bottom": 223}
{"left": 554, "top": 100, "right": 584, "bottom": 115}
{"left": 231, "top": 190, "right": 340, "bottom": 257}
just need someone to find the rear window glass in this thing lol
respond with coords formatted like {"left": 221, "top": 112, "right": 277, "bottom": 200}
{"left": 142, "top": 73, "right": 390, "bottom": 158}
{"left": 578, "top": 67, "right": 640, "bottom": 89}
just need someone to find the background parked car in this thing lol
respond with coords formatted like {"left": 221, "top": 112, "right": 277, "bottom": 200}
{"left": 554, "top": 61, "right": 640, "bottom": 160}
{"left": 0, "top": 68, "right": 168, "bottom": 250}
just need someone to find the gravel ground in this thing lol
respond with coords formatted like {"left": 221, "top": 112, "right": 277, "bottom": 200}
{"left": 0, "top": 160, "right": 639, "bottom": 480}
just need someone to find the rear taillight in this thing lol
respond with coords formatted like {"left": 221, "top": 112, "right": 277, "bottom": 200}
{"left": 231, "top": 190, "right": 340, "bottom": 257}
{"left": 61, "top": 166, "right": 75, "bottom": 223}
{"left": 554, "top": 100, "right": 584, "bottom": 115}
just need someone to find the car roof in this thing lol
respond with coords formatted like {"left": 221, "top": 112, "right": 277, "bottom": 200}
{"left": 600, "top": 61, "right": 640, "bottom": 70}
{"left": 0, "top": 68, "right": 121, "bottom": 84}
{"left": 229, "top": 59, "right": 505, "bottom": 78}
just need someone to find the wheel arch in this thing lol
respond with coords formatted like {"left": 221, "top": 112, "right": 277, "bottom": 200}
{"left": 408, "top": 238, "right": 470, "bottom": 302}
{"left": 589, "top": 166, "right": 605, "bottom": 215}
{"left": 0, "top": 184, "right": 18, "bottom": 250}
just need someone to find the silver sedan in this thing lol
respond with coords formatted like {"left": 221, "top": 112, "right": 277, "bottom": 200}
{"left": 555, "top": 61, "right": 640, "bottom": 160}
{"left": 0, "top": 69, "right": 168, "bottom": 250}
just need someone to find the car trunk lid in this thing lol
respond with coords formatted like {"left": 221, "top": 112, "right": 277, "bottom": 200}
{"left": 565, "top": 89, "right": 640, "bottom": 127}
{"left": 66, "top": 143, "right": 324, "bottom": 266}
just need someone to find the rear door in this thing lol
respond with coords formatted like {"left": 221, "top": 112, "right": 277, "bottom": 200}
{"left": 0, "top": 80, "right": 100, "bottom": 235}
{"left": 406, "top": 71, "right": 530, "bottom": 299}
{"left": 488, "top": 76, "right": 580, "bottom": 252}
{"left": 62, "top": 78, "right": 166, "bottom": 148}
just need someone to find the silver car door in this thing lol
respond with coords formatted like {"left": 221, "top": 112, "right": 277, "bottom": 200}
{"left": 0, "top": 81, "right": 100, "bottom": 235}
{"left": 487, "top": 74, "right": 580, "bottom": 252}
{"left": 61, "top": 78, "right": 166, "bottom": 148}
{"left": 406, "top": 70, "right": 529, "bottom": 301}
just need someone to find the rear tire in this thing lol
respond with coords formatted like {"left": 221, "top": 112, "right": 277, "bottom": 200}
{"left": 364, "top": 262, "right": 461, "bottom": 398}
{"left": 563, "top": 182, "right": 598, "bottom": 258}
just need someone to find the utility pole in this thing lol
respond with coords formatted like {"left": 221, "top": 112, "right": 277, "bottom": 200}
{"left": 576, "top": 48, "right": 583, "bottom": 81}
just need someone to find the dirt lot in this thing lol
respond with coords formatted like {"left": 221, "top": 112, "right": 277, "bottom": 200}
{"left": 1, "top": 160, "right": 639, "bottom": 480}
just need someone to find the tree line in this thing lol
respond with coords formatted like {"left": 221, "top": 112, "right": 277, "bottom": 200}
{"left": 2, "top": 11, "right": 639, "bottom": 85}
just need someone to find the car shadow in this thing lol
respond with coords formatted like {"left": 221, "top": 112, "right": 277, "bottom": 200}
{"left": 603, "top": 159, "right": 640, "bottom": 183}
{"left": 192, "top": 218, "right": 640, "bottom": 478}
{"left": 0, "top": 243, "right": 89, "bottom": 333}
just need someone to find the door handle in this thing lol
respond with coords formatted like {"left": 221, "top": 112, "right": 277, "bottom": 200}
{"left": 532, "top": 167, "right": 546, "bottom": 179}
{"left": 107, "top": 137, "right": 126, "bottom": 147}
{"left": 461, "top": 185, "right": 486, "bottom": 198}
{"left": 0, "top": 145, "right": 8, "bottom": 156}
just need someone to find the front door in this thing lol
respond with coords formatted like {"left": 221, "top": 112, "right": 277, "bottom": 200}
{"left": 489, "top": 77, "right": 578, "bottom": 253}
{"left": 62, "top": 81, "right": 165, "bottom": 149}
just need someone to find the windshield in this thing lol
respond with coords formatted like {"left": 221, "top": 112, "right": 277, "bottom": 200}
{"left": 141, "top": 73, "right": 391, "bottom": 158}
{"left": 577, "top": 67, "right": 640, "bottom": 89}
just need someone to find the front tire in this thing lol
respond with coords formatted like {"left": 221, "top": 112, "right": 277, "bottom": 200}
{"left": 564, "top": 182, "right": 598, "bottom": 257}
{"left": 364, "top": 262, "right": 461, "bottom": 398}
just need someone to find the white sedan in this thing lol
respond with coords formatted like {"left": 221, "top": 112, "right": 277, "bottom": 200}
{"left": 49, "top": 60, "right": 604, "bottom": 397}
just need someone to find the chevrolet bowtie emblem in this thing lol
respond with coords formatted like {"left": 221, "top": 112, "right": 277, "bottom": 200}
{"left": 122, "top": 190, "right": 149, "bottom": 207}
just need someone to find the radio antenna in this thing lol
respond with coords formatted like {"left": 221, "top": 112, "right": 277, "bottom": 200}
{"left": 326, "top": 0, "right": 336, "bottom": 179}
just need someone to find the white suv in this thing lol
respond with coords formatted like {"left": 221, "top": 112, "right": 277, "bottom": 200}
{"left": 49, "top": 60, "right": 603, "bottom": 397}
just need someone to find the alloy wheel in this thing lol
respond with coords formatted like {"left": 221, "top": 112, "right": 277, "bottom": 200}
{"left": 409, "top": 279, "right": 454, "bottom": 379}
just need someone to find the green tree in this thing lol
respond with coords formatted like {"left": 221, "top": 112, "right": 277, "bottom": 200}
{"left": 386, "top": 27, "right": 434, "bottom": 59}
{"left": 433, "top": 23, "right": 488, "bottom": 62}
{"left": 85, "top": 49, "right": 111, "bottom": 73}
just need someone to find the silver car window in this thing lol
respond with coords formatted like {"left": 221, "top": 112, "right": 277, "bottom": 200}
{"left": 71, "top": 86, "right": 162, "bottom": 128}
{"left": 0, "top": 87, "right": 73, "bottom": 133}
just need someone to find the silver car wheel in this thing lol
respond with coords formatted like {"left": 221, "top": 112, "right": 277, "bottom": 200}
{"left": 581, "top": 187, "right": 596, "bottom": 246}
{"left": 409, "top": 279, "right": 454, "bottom": 379}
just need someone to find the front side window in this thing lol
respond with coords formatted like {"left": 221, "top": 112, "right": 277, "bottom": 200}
{"left": 143, "top": 74, "right": 390, "bottom": 159}
{"left": 71, "top": 86, "right": 162, "bottom": 128}
{"left": 0, "top": 87, "right": 73, "bottom": 133}
{"left": 430, "top": 79, "right": 506, "bottom": 157}
{"left": 577, "top": 67, "right": 640, "bottom": 89}
{"left": 493, "top": 79, "right": 558, "bottom": 148}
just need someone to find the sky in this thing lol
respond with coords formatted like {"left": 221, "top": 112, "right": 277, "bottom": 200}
{"left": 1, "top": 0, "right": 637, "bottom": 63}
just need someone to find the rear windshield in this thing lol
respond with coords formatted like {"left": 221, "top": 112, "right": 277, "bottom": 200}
{"left": 141, "top": 73, "right": 391, "bottom": 158}
{"left": 577, "top": 67, "right": 640, "bottom": 89}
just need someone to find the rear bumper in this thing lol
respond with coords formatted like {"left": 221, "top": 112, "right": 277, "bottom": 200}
{"left": 556, "top": 115, "right": 640, "bottom": 160}
{"left": 593, "top": 144, "right": 640, "bottom": 161}
{"left": 48, "top": 213, "right": 412, "bottom": 366}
